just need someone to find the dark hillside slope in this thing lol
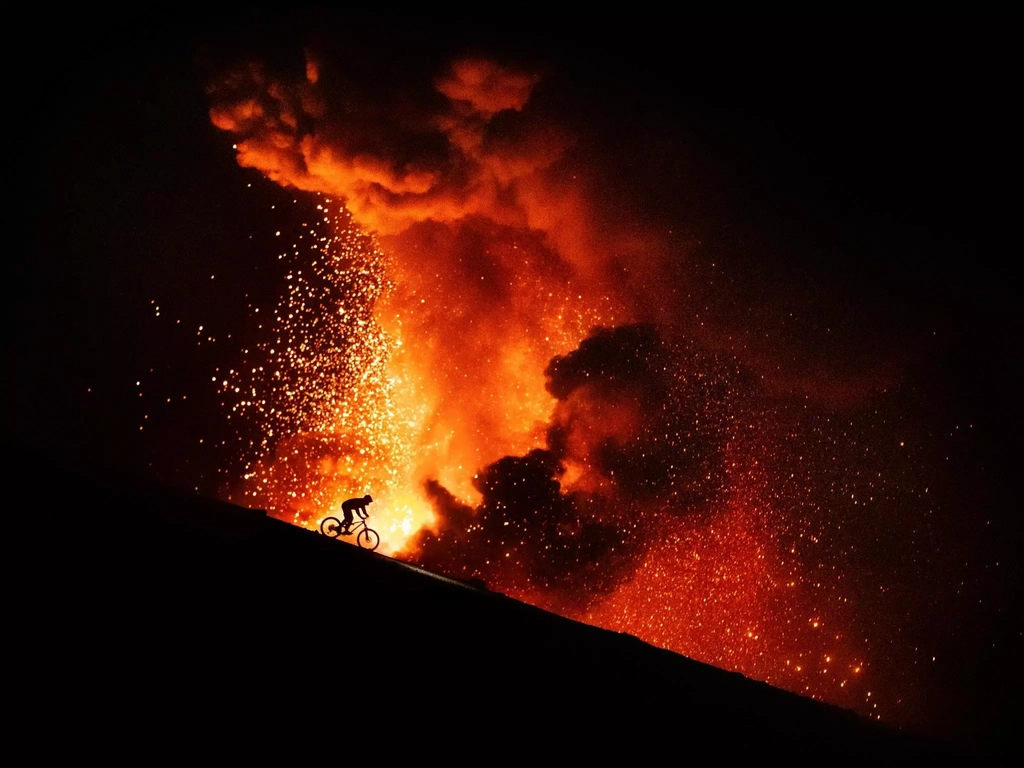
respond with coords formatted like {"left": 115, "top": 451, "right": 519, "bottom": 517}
{"left": 38, "top": 462, "right": 951, "bottom": 759}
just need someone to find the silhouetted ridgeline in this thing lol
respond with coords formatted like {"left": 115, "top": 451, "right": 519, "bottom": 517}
{"left": 39, "top": 460, "right": 955, "bottom": 760}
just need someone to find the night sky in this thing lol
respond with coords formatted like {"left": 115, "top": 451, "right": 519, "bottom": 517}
{"left": 17, "top": 10, "right": 1019, "bottom": 753}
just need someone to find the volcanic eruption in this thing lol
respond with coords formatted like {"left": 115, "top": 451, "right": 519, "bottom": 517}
{"left": 203, "top": 46, "right": 948, "bottom": 725}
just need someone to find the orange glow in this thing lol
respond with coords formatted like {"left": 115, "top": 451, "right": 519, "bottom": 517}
{"left": 207, "top": 53, "right": 887, "bottom": 721}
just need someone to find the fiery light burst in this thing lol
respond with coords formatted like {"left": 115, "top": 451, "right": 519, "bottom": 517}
{"left": 224, "top": 201, "right": 427, "bottom": 551}
{"left": 204, "top": 52, "right": 936, "bottom": 724}
{"left": 225, "top": 199, "right": 615, "bottom": 553}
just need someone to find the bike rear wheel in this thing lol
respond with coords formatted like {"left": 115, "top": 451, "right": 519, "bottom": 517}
{"left": 320, "top": 516, "right": 343, "bottom": 538}
{"left": 357, "top": 528, "right": 380, "bottom": 551}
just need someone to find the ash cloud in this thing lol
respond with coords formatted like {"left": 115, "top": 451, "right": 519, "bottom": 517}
{"left": 416, "top": 451, "right": 628, "bottom": 602}
{"left": 207, "top": 54, "right": 576, "bottom": 240}
{"left": 207, "top": 44, "right": 904, "bottom": 417}
{"left": 207, "top": 52, "right": 645, "bottom": 485}
{"left": 407, "top": 323, "right": 737, "bottom": 610}
{"left": 545, "top": 324, "right": 732, "bottom": 503}
{"left": 206, "top": 49, "right": 670, "bottom": 320}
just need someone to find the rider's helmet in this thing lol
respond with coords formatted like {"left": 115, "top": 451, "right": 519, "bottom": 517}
{"left": 364, "top": 494, "right": 373, "bottom": 503}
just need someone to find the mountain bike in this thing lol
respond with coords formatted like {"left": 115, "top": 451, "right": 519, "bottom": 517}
{"left": 320, "top": 514, "right": 380, "bottom": 551}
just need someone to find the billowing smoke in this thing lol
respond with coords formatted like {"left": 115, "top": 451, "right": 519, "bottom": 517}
{"left": 406, "top": 322, "right": 738, "bottom": 612}
{"left": 415, "top": 453, "right": 628, "bottom": 607}
{"left": 207, "top": 52, "right": 682, "bottom": 514}
{"left": 208, "top": 55, "right": 574, "bottom": 240}
{"left": 544, "top": 324, "right": 731, "bottom": 503}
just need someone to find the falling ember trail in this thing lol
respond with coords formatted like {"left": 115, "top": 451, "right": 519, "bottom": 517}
{"left": 223, "top": 200, "right": 432, "bottom": 552}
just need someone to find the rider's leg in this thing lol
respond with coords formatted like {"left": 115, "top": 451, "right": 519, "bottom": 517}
{"left": 342, "top": 510, "right": 353, "bottom": 532}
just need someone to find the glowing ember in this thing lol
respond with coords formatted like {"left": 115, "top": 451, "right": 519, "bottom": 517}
{"left": 219, "top": 201, "right": 424, "bottom": 551}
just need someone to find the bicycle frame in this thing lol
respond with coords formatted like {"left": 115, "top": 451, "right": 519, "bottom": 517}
{"left": 320, "top": 514, "right": 380, "bottom": 551}
{"left": 343, "top": 518, "right": 370, "bottom": 536}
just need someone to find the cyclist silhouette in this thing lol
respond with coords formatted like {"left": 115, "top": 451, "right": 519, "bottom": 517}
{"left": 340, "top": 494, "right": 373, "bottom": 534}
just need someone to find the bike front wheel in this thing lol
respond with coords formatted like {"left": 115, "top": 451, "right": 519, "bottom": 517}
{"left": 357, "top": 528, "right": 380, "bottom": 551}
{"left": 320, "top": 516, "right": 343, "bottom": 538}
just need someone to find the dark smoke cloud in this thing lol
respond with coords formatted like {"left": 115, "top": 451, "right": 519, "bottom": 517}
{"left": 413, "top": 451, "right": 636, "bottom": 610}
{"left": 546, "top": 324, "right": 733, "bottom": 503}
{"left": 406, "top": 323, "right": 739, "bottom": 610}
